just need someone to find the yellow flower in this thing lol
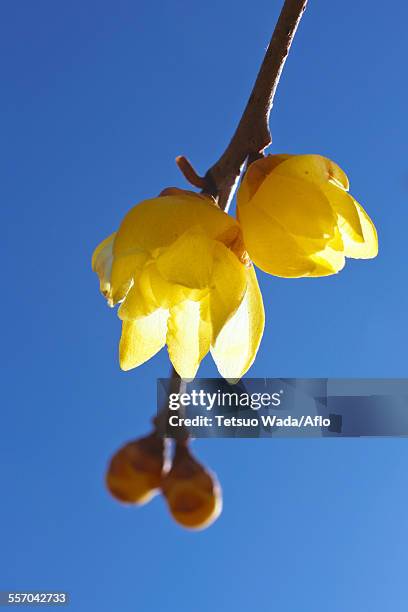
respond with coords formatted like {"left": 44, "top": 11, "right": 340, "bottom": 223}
{"left": 106, "top": 434, "right": 166, "bottom": 505}
{"left": 161, "top": 443, "right": 222, "bottom": 530}
{"left": 237, "top": 154, "right": 378, "bottom": 278}
{"left": 92, "top": 189, "right": 264, "bottom": 380}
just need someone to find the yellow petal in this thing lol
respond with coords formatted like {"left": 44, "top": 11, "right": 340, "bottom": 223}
{"left": 114, "top": 193, "right": 240, "bottom": 258}
{"left": 209, "top": 241, "right": 248, "bottom": 340}
{"left": 143, "top": 260, "right": 204, "bottom": 310}
{"left": 306, "top": 225, "right": 345, "bottom": 276}
{"left": 321, "top": 183, "right": 364, "bottom": 244}
{"left": 238, "top": 203, "right": 317, "bottom": 277}
{"left": 119, "top": 258, "right": 202, "bottom": 322}
{"left": 119, "top": 309, "right": 168, "bottom": 371}
{"left": 246, "top": 172, "right": 337, "bottom": 241}
{"left": 239, "top": 155, "right": 292, "bottom": 204}
{"left": 310, "top": 246, "right": 346, "bottom": 276}
{"left": 344, "top": 199, "right": 378, "bottom": 259}
{"left": 91, "top": 233, "right": 116, "bottom": 304}
{"left": 167, "top": 300, "right": 210, "bottom": 380}
{"left": 118, "top": 272, "right": 157, "bottom": 320}
{"left": 155, "top": 229, "right": 214, "bottom": 290}
{"left": 110, "top": 251, "right": 147, "bottom": 305}
{"left": 212, "top": 266, "right": 264, "bottom": 382}
{"left": 273, "top": 154, "right": 349, "bottom": 191}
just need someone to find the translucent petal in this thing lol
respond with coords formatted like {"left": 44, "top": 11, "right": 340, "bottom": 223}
{"left": 238, "top": 203, "right": 317, "bottom": 277}
{"left": 209, "top": 242, "right": 248, "bottom": 340}
{"left": 114, "top": 193, "right": 240, "bottom": 258}
{"left": 310, "top": 246, "right": 346, "bottom": 276}
{"left": 119, "top": 310, "right": 168, "bottom": 371}
{"left": 167, "top": 300, "right": 211, "bottom": 380}
{"left": 211, "top": 266, "right": 264, "bottom": 382}
{"left": 321, "top": 183, "right": 364, "bottom": 244}
{"left": 248, "top": 172, "right": 337, "bottom": 241}
{"left": 273, "top": 154, "right": 349, "bottom": 191}
{"left": 238, "top": 155, "right": 292, "bottom": 204}
{"left": 118, "top": 273, "right": 157, "bottom": 320}
{"left": 344, "top": 199, "right": 378, "bottom": 259}
{"left": 141, "top": 260, "right": 204, "bottom": 310}
{"left": 110, "top": 251, "right": 147, "bottom": 305}
{"left": 155, "top": 229, "right": 214, "bottom": 290}
{"left": 91, "top": 233, "right": 116, "bottom": 304}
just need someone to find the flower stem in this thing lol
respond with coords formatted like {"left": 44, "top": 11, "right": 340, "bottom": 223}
{"left": 153, "top": 367, "right": 189, "bottom": 443}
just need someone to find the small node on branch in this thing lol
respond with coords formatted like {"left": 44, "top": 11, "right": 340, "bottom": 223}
{"left": 247, "top": 150, "right": 266, "bottom": 167}
{"left": 175, "top": 155, "right": 206, "bottom": 189}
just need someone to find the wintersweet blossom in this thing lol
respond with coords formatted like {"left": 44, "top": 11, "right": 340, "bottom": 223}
{"left": 92, "top": 189, "right": 264, "bottom": 380}
{"left": 237, "top": 154, "right": 378, "bottom": 277}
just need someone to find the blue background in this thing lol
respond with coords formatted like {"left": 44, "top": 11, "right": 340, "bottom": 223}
{"left": 1, "top": 0, "right": 408, "bottom": 609}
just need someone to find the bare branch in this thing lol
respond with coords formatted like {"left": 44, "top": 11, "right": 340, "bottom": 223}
{"left": 204, "top": 0, "right": 308, "bottom": 210}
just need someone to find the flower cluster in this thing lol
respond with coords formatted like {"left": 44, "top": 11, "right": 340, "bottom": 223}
{"left": 93, "top": 155, "right": 377, "bottom": 380}
{"left": 106, "top": 433, "right": 221, "bottom": 530}
{"left": 94, "top": 153, "right": 378, "bottom": 530}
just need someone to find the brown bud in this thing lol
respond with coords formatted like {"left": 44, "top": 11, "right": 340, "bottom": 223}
{"left": 161, "top": 444, "right": 222, "bottom": 530}
{"left": 106, "top": 433, "right": 166, "bottom": 505}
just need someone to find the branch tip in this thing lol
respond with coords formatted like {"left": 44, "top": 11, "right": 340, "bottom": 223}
{"left": 175, "top": 155, "right": 206, "bottom": 189}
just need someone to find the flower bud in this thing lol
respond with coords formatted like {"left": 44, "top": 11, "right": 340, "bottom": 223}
{"left": 106, "top": 433, "right": 166, "bottom": 505}
{"left": 161, "top": 444, "right": 222, "bottom": 530}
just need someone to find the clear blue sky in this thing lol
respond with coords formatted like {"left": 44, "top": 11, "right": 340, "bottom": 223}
{"left": 2, "top": 0, "right": 408, "bottom": 610}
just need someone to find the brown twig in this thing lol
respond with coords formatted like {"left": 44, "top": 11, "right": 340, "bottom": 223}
{"left": 178, "top": 0, "right": 308, "bottom": 210}
{"left": 175, "top": 156, "right": 206, "bottom": 189}
{"left": 153, "top": 367, "right": 189, "bottom": 443}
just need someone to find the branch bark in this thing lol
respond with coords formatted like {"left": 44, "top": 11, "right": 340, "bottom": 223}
{"left": 204, "top": 0, "right": 308, "bottom": 210}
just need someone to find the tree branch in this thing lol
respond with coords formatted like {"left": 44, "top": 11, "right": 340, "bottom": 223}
{"left": 204, "top": 0, "right": 308, "bottom": 210}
